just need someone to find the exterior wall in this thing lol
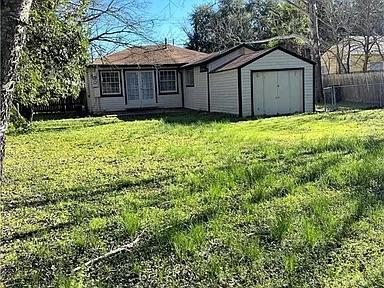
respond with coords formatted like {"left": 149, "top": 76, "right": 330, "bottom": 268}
{"left": 210, "top": 70, "right": 238, "bottom": 115}
{"left": 157, "top": 70, "right": 183, "bottom": 108}
{"left": 322, "top": 51, "right": 384, "bottom": 74}
{"left": 183, "top": 66, "right": 209, "bottom": 111}
{"left": 85, "top": 66, "right": 182, "bottom": 114}
{"left": 85, "top": 67, "right": 126, "bottom": 113}
{"left": 241, "top": 49, "right": 314, "bottom": 117}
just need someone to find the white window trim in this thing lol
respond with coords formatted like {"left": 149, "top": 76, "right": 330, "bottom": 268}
{"left": 158, "top": 70, "right": 178, "bottom": 94}
{"left": 100, "top": 70, "right": 122, "bottom": 96}
{"left": 186, "top": 69, "right": 195, "bottom": 87}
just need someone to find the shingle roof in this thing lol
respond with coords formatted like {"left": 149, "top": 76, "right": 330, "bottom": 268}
{"left": 182, "top": 43, "right": 256, "bottom": 68}
{"left": 213, "top": 47, "right": 315, "bottom": 72}
{"left": 213, "top": 48, "right": 275, "bottom": 72}
{"left": 91, "top": 45, "right": 208, "bottom": 66}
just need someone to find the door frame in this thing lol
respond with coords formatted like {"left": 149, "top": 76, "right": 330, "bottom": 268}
{"left": 250, "top": 68, "right": 305, "bottom": 116}
{"left": 123, "top": 69, "right": 157, "bottom": 107}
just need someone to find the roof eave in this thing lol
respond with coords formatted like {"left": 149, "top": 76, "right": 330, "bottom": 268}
{"left": 182, "top": 43, "right": 258, "bottom": 68}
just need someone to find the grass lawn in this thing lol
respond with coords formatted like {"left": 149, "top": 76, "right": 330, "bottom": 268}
{"left": 2, "top": 110, "right": 384, "bottom": 287}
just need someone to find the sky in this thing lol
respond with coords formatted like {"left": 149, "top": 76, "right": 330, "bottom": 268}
{"left": 146, "top": 0, "right": 213, "bottom": 46}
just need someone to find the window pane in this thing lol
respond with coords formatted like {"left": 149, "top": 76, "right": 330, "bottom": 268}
{"left": 126, "top": 72, "right": 139, "bottom": 100}
{"left": 159, "top": 70, "right": 177, "bottom": 92}
{"left": 186, "top": 69, "right": 194, "bottom": 86}
{"left": 141, "top": 72, "right": 154, "bottom": 100}
{"left": 101, "top": 71, "right": 121, "bottom": 95}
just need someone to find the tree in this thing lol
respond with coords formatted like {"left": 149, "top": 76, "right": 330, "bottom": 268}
{"left": 14, "top": 0, "right": 89, "bottom": 120}
{"left": 1, "top": 0, "right": 34, "bottom": 177}
{"left": 85, "top": 0, "right": 156, "bottom": 57}
{"left": 185, "top": 4, "right": 217, "bottom": 52}
{"left": 318, "top": 0, "right": 355, "bottom": 73}
{"left": 14, "top": 0, "right": 154, "bottom": 121}
{"left": 186, "top": 0, "right": 273, "bottom": 52}
{"left": 351, "top": 0, "right": 384, "bottom": 72}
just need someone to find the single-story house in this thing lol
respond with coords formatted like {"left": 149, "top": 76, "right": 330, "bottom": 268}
{"left": 86, "top": 43, "right": 315, "bottom": 116}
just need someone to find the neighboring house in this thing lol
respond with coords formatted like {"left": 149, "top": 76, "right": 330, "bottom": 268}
{"left": 322, "top": 37, "right": 384, "bottom": 74}
{"left": 86, "top": 43, "right": 315, "bottom": 116}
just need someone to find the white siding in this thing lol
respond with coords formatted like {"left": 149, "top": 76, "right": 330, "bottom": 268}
{"left": 184, "top": 67, "right": 208, "bottom": 111}
{"left": 85, "top": 67, "right": 126, "bottom": 113}
{"left": 241, "top": 49, "right": 314, "bottom": 117}
{"left": 85, "top": 67, "right": 182, "bottom": 114}
{"left": 157, "top": 71, "right": 183, "bottom": 108}
{"left": 210, "top": 70, "right": 238, "bottom": 115}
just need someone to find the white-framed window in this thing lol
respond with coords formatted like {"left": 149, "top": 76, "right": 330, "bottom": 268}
{"left": 159, "top": 70, "right": 177, "bottom": 94}
{"left": 100, "top": 70, "right": 121, "bottom": 96}
{"left": 186, "top": 69, "right": 194, "bottom": 87}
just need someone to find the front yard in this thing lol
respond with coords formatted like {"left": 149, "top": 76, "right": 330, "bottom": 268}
{"left": 2, "top": 110, "right": 384, "bottom": 287}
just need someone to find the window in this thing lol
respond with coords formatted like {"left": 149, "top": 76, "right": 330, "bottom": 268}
{"left": 369, "top": 62, "right": 384, "bottom": 71}
{"left": 186, "top": 69, "right": 194, "bottom": 87}
{"left": 100, "top": 71, "right": 121, "bottom": 96}
{"left": 159, "top": 70, "right": 177, "bottom": 93}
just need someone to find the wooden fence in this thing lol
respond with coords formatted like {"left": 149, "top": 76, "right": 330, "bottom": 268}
{"left": 33, "top": 94, "right": 86, "bottom": 113}
{"left": 322, "top": 72, "right": 384, "bottom": 105}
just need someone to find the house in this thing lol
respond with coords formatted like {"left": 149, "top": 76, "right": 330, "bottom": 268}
{"left": 322, "top": 37, "right": 384, "bottom": 74}
{"left": 86, "top": 43, "right": 315, "bottom": 116}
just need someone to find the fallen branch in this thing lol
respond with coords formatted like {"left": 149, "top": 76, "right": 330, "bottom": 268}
{"left": 72, "top": 232, "right": 144, "bottom": 274}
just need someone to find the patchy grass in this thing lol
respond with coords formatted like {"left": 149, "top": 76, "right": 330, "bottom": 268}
{"left": 2, "top": 110, "right": 384, "bottom": 287}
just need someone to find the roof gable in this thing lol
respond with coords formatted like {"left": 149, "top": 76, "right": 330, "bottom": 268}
{"left": 213, "top": 47, "right": 315, "bottom": 72}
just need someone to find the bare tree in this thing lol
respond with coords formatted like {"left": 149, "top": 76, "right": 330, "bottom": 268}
{"left": 0, "top": 0, "right": 33, "bottom": 178}
{"left": 352, "top": 0, "right": 384, "bottom": 72}
{"left": 81, "top": 0, "right": 158, "bottom": 58}
{"left": 283, "top": 0, "right": 324, "bottom": 101}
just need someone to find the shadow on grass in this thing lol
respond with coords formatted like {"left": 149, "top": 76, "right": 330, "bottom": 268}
{"left": 115, "top": 109, "right": 242, "bottom": 125}
{"left": 3, "top": 175, "right": 172, "bottom": 211}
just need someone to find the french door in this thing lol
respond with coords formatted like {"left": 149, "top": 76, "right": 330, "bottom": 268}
{"left": 125, "top": 71, "right": 156, "bottom": 108}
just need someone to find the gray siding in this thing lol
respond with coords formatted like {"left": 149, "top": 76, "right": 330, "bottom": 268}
{"left": 210, "top": 70, "right": 238, "bottom": 115}
{"left": 184, "top": 67, "right": 208, "bottom": 111}
{"left": 241, "top": 49, "right": 314, "bottom": 117}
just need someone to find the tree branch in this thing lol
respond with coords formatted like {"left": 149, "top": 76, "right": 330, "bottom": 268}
{"left": 72, "top": 232, "right": 144, "bottom": 274}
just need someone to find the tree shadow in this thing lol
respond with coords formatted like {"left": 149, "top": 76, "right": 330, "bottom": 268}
{"left": 115, "top": 109, "right": 243, "bottom": 125}
{"left": 3, "top": 174, "right": 172, "bottom": 212}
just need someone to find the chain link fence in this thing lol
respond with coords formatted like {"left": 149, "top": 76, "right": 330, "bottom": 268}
{"left": 321, "top": 72, "right": 384, "bottom": 112}
{"left": 322, "top": 83, "right": 384, "bottom": 111}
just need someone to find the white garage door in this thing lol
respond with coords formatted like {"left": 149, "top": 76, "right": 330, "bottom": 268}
{"left": 253, "top": 69, "right": 303, "bottom": 115}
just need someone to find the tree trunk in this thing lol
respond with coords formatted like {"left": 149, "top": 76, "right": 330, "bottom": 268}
{"left": 0, "top": 0, "right": 33, "bottom": 179}
{"left": 308, "top": 0, "right": 324, "bottom": 103}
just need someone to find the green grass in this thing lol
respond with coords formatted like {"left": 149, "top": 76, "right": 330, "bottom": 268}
{"left": 2, "top": 110, "right": 384, "bottom": 287}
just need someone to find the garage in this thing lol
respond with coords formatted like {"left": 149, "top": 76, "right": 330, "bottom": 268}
{"left": 209, "top": 46, "right": 315, "bottom": 117}
{"left": 252, "top": 69, "right": 304, "bottom": 115}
